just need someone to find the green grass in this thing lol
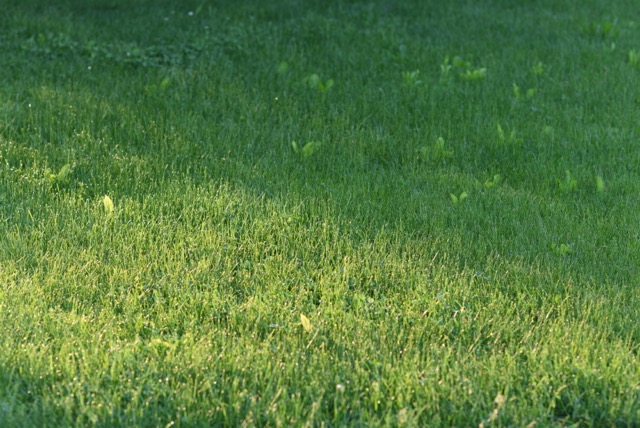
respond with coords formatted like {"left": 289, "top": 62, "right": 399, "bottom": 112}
{"left": 1, "top": 0, "right": 639, "bottom": 426}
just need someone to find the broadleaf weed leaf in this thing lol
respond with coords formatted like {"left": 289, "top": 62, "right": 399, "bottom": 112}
{"left": 484, "top": 174, "right": 502, "bottom": 189}
{"left": 46, "top": 163, "right": 73, "bottom": 186}
{"left": 450, "top": 192, "right": 468, "bottom": 205}
{"left": 629, "top": 50, "right": 640, "bottom": 67}
{"left": 301, "top": 142, "right": 318, "bottom": 158}
{"left": 323, "top": 79, "right": 334, "bottom": 91}
{"left": 532, "top": 62, "right": 545, "bottom": 75}
{"left": 304, "top": 73, "right": 321, "bottom": 89}
{"left": 452, "top": 56, "right": 469, "bottom": 69}
{"left": 557, "top": 170, "right": 577, "bottom": 192}
{"left": 440, "top": 56, "right": 452, "bottom": 82}
{"left": 459, "top": 67, "right": 487, "bottom": 81}
{"left": 159, "top": 77, "right": 171, "bottom": 91}
{"left": 512, "top": 83, "right": 521, "bottom": 99}
{"left": 496, "top": 123, "right": 519, "bottom": 146}
{"left": 433, "top": 137, "right": 453, "bottom": 160}
{"left": 304, "top": 73, "right": 333, "bottom": 92}
{"left": 403, "top": 70, "right": 422, "bottom": 86}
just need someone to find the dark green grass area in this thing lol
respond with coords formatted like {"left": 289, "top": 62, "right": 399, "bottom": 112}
{"left": 1, "top": 0, "right": 639, "bottom": 426}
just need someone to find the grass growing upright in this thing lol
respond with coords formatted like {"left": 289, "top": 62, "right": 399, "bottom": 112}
{"left": 1, "top": 0, "right": 639, "bottom": 426}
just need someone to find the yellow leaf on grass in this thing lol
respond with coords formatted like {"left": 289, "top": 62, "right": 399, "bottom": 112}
{"left": 103, "top": 195, "right": 114, "bottom": 214}
{"left": 300, "top": 313, "right": 313, "bottom": 333}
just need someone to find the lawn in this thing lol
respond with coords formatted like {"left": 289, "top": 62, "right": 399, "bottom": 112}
{"left": 1, "top": 0, "right": 639, "bottom": 426}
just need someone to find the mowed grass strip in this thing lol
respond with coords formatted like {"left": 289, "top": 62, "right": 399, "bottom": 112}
{"left": 1, "top": 0, "right": 639, "bottom": 426}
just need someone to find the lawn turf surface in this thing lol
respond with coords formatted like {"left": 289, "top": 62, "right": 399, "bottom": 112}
{"left": 1, "top": 0, "right": 639, "bottom": 426}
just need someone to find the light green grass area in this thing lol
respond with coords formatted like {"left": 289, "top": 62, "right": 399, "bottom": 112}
{"left": 1, "top": 0, "right": 639, "bottom": 426}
